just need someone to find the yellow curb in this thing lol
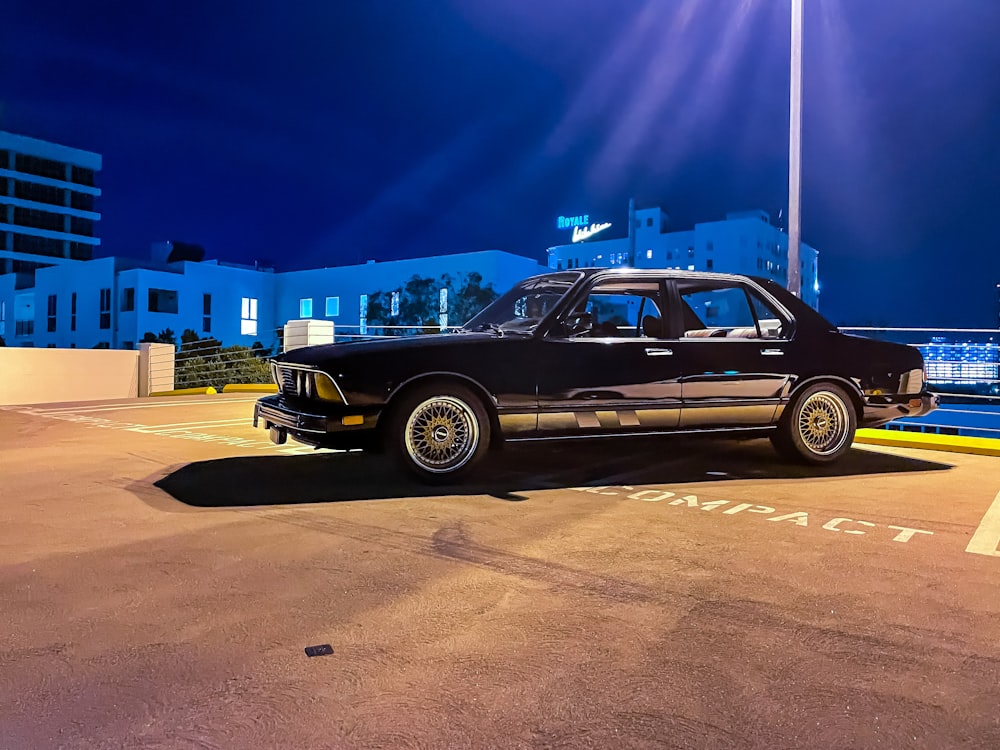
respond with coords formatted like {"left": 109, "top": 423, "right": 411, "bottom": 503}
{"left": 854, "top": 428, "right": 1000, "bottom": 457}
{"left": 221, "top": 383, "right": 279, "bottom": 393}
{"left": 150, "top": 387, "right": 218, "bottom": 397}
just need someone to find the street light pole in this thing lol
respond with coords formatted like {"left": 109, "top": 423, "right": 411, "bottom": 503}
{"left": 787, "top": 0, "right": 803, "bottom": 297}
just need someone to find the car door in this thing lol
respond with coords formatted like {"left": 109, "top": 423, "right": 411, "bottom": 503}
{"left": 534, "top": 273, "right": 683, "bottom": 435}
{"left": 668, "top": 278, "right": 793, "bottom": 427}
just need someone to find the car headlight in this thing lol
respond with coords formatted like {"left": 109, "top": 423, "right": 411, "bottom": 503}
{"left": 314, "top": 372, "right": 344, "bottom": 403}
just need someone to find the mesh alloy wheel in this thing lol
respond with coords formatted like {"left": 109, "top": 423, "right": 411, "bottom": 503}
{"left": 404, "top": 395, "right": 480, "bottom": 473}
{"left": 771, "top": 381, "right": 857, "bottom": 465}
{"left": 796, "top": 390, "right": 852, "bottom": 456}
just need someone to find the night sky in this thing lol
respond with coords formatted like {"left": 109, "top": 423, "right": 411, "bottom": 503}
{"left": 3, "top": 0, "right": 1000, "bottom": 327}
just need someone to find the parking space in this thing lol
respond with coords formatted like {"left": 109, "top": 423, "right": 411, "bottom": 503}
{"left": 2, "top": 394, "right": 999, "bottom": 748}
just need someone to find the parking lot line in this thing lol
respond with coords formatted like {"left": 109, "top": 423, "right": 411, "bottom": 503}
{"left": 27, "top": 398, "right": 258, "bottom": 413}
{"left": 966, "top": 490, "right": 1000, "bottom": 557}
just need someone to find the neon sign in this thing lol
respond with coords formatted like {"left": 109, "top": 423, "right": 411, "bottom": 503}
{"left": 557, "top": 214, "right": 589, "bottom": 229}
{"left": 571, "top": 222, "right": 612, "bottom": 243}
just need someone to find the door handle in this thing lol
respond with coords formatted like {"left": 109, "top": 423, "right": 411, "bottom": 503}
{"left": 760, "top": 348, "right": 784, "bottom": 356}
{"left": 645, "top": 348, "right": 673, "bottom": 357}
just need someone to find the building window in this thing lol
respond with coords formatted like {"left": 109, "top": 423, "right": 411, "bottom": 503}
{"left": 70, "top": 217, "right": 94, "bottom": 236}
{"left": 69, "top": 242, "right": 92, "bottom": 260}
{"left": 47, "top": 294, "right": 57, "bottom": 332}
{"left": 70, "top": 192, "right": 95, "bottom": 212}
{"left": 71, "top": 166, "right": 95, "bottom": 187}
{"left": 148, "top": 288, "right": 178, "bottom": 314}
{"left": 325, "top": 296, "right": 339, "bottom": 317}
{"left": 299, "top": 298, "right": 313, "bottom": 318}
{"left": 359, "top": 294, "right": 368, "bottom": 335}
{"left": 71, "top": 293, "right": 77, "bottom": 331}
{"left": 121, "top": 287, "right": 135, "bottom": 312}
{"left": 706, "top": 258, "right": 714, "bottom": 270}
{"left": 122, "top": 341, "right": 134, "bottom": 350}
{"left": 15, "top": 153, "right": 66, "bottom": 181}
{"left": 241, "top": 297, "right": 258, "bottom": 336}
{"left": 438, "top": 288, "right": 448, "bottom": 330}
{"left": 646, "top": 217, "right": 653, "bottom": 227}
{"left": 0, "top": 300, "right": 5, "bottom": 336}
{"left": 646, "top": 249, "right": 653, "bottom": 260}
{"left": 706, "top": 241, "right": 714, "bottom": 251}
{"left": 203, "top": 294, "right": 211, "bottom": 332}
{"left": 390, "top": 291, "right": 400, "bottom": 318}
{"left": 688, "top": 247, "right": 695, "bottom": 257}
{"left": 99, "top": 288, "right": 111, "bottom": 329}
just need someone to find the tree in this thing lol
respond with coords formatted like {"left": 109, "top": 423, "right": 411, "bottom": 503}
{"left": 398, "top": 275, "right": 439, "bottom": 327}
{"left": 141, "top": 328, "right": 177, "bottom": 346}
{"left": 444, "top": 271, "right": 499, "bottom": 326}
{"left": 365, "top": 271, "right": 500, "bottom": 335}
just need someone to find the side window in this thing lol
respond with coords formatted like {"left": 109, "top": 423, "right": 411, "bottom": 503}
{"left": 679, "top": 281, "right": 789, "bottom": 339}
{"left": 565, "top": 278, "right": 665, "bottom": 339}
{"left": 748, "top": 289, "right": 789, "bottom": 339}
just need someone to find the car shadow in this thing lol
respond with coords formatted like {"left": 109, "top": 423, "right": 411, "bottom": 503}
{"left": 151, "top": 436, "right": 953, "bottom": 509}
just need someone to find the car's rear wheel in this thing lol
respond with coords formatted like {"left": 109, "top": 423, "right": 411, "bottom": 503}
{"left": 386, "top": 382, "right": 490, "bottom": 482}
{"left": 771, "top": 382, "right": 856, "bottom": 464}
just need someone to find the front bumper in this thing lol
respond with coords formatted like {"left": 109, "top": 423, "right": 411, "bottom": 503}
{"left": 253, "top": 394, "right": 380, "bottom": 447}
{"left": 861, "top": 391, "right": 939, "bottom": 428}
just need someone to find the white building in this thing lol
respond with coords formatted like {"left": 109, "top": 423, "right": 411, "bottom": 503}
{"left": 7, "top": 244, "right": 547, "bottom": 350}
{"left": 0, "top": 131, "right": 102, "bottom": 285}
{"left": 547, "top": 206, "right": 820, "bottom": 310}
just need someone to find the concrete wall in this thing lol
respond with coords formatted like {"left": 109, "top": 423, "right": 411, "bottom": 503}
{"left": 0, "top": 343, "right": 174, "bottom": 405}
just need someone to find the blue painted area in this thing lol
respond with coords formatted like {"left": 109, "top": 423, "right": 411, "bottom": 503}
{"left": 886, "top": 404, "right": 1000, "bottom": 439}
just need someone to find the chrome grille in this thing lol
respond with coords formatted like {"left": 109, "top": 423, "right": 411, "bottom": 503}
{"left": 274, "top": 363, "right": 316, "bottom": 398}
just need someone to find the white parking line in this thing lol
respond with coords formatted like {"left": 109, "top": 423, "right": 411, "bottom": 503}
{"left": 966, "top": 490, "right": 1000, "bottom": 557}
{"left": 25, "top": 398, "right": 259, "bottom": 413}
{"left": 134, "top": 418, "right": 252, "bottom": 429}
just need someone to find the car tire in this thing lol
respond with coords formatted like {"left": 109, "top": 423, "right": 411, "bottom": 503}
{"left": 771, "top": 382, "right": 857, "bottom": 464}
{"left": 386, "top": 382, "right": 490, "bottom": 482}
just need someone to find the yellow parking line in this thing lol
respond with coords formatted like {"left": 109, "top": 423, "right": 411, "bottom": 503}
{"left": 966, "top": 490, "right": 1000, "bottom": 557}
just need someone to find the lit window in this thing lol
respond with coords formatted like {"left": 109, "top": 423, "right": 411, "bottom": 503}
{"left": 241, "top": 297, "right": 258, "bottom": 336}
{"left": 300, "top": 298, "right": 313, "bottom": 318}
{"left": 646, "top": 249, "right": 652, "bottom": 260}
{"left": 325, "top": 296, "right": 339, "bottom": 317}
{"left": 687, "top": 265, "right": 695, "bottom": 271}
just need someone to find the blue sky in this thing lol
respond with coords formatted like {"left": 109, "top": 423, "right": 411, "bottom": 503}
{"left": 3, "top": 0, "right": 999, "bottom": 326}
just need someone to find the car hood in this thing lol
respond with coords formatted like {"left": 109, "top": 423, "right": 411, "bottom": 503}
{"left": 273, "top": 331, "right": 501, "bottom": 367}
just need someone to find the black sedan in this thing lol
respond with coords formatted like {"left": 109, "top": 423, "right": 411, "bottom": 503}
{"left": 254, "top": 269, "right": 937, "bottom": 481}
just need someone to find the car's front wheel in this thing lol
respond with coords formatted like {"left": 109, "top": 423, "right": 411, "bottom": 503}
{"left": 386, "top": 383, "right": 490, "bottom": 482}
{"left": 771, "top": 382, "right": 857, "bottom": 464}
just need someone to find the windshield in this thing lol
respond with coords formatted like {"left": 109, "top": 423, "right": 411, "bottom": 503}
{"left": 463, "top": 272, "right": 582, "bottom": 333}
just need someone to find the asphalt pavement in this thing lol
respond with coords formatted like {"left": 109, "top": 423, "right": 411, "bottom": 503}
{"left": 2, "top": 394, "right": 999, "bottom": 748}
